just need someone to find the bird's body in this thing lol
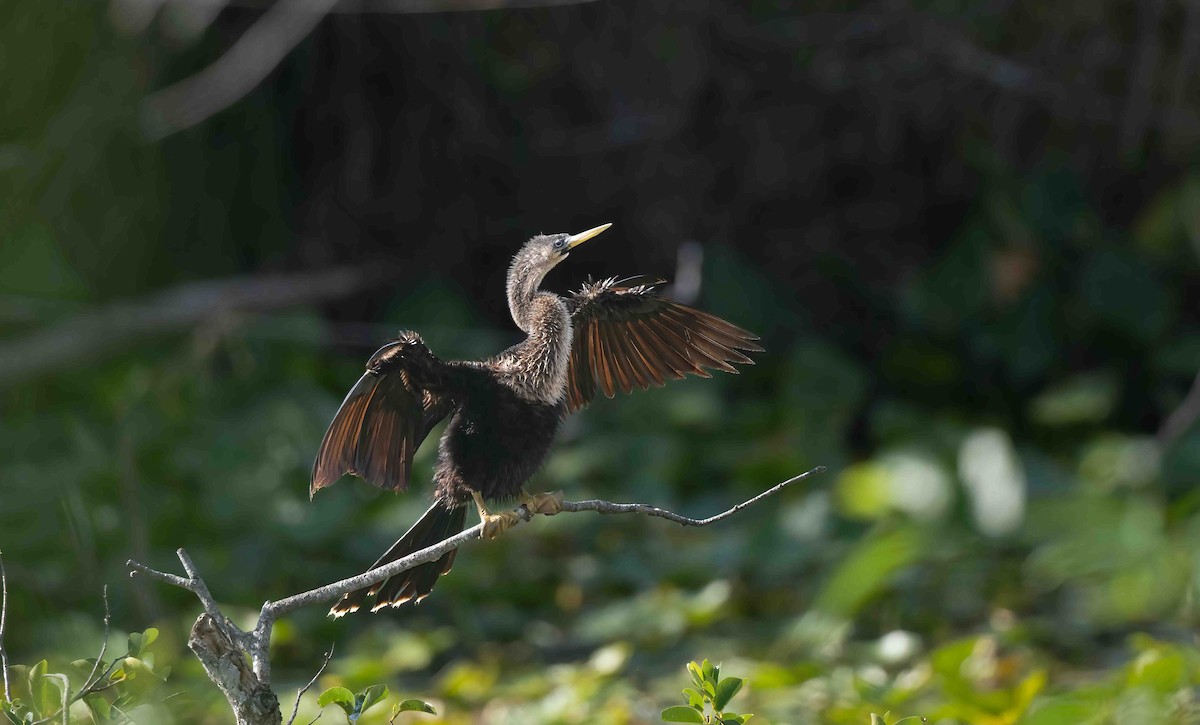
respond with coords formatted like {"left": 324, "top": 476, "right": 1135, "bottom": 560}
{"left": 312, "top": 224, "right": 761, "bottom": 615}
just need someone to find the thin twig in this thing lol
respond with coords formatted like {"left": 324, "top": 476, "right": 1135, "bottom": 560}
{"left": 28, "top": 587, "right": 125, "bottom": 725}
{"left": 127, "top": 559, "right": 195, "bottom": 591}
{"left": 78, "top": 586, "right": 111, "bottom": 698}
{"left": 0, "top": 551, "right": 9, "bottom": 702}
{"left": 286, "top": 644, "right": 335, "bottom": 725}
{"left": 560, "top": 467, "right": 824, "bottom": 526}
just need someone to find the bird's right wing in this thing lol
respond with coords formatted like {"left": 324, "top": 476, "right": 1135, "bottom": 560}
{"left": 310, "top": 332, "right": 454, "bottom": 497}
{"left": 564, "top": 277, "right": 762, "bottom": 412}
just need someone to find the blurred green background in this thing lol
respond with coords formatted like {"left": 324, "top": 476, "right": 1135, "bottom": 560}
{"left": 3, "top": 0, "right": 1200, "bottom": 722}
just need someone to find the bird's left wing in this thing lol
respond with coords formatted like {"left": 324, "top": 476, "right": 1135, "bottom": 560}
{"left": 310, "top": 332, "right": 454, "bottom": 497}
{"left": 564, "top": 277, "right": 762, "bottom": 411}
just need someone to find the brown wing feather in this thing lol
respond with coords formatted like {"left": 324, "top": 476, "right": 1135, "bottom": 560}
{"left": 310, "top": 335, "right": 453, "bottom": 497}
{"left": 565, "top": 277, "right": 762, "bottom": 411}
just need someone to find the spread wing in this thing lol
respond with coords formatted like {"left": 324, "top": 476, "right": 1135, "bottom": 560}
{"left": 310, "top": 332, "right": 454, "bottom": 497}
{"left": 564, "top": 277, "right": 763, "bottom": 411}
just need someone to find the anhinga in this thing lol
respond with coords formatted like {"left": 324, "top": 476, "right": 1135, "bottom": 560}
{"left": 311, "top": 223, "right": 761, "bottom": 616}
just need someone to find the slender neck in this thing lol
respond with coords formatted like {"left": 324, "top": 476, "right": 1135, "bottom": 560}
{"left": 506, "top": 258, "right": 550, "bottom": 333}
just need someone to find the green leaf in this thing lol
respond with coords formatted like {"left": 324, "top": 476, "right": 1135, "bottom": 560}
{"left": 686, "top": 662, "right": 705, "bottom": 691}
{"left": 141, "top": 628, "right": 159, "bottom": 650}
{"left": 317, "top": 686, "right": 356, "bottom": 716}
{"left": 661, "top": 705, "right": 706, "bottom": 723}
{"left": 84, "top": 693, "right": 112, "bottom": 720}
{"left": 713, "top": 677, "right": 742, "bottom": 710}
{"left": 36, "top": 672, "right": 67, "bottom": 718}
{"left": 358, "top": 684, "right": 389, "bottom": 714}
{"left": 128, "top": 632, "right": 143, "bottom": 657}
{"left": 395, "top": 699, "right": 437, "bottom": 715}
{"left": 701, "top": 659, "right": 715, "bottom": 684}
{"left": 871, "top": 716, "right": 886, "bottom": 725}
{"left": 682, "top": 688, "right": 705, "bottom": 709}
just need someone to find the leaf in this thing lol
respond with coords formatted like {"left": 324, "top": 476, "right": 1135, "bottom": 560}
{"left": 701, "top": 659, "right": 715, "bottom": 684}
{"left": 84, "top": 692, "right": 112, "bottom": 721}
{"left": 661, "top": 705, "right": 706, "bottom": 723}
{"left": 395, "top": 699, "right": 437, "bottom": 715}
{"left": 359, "top": 685, "right": 389, "bottom": 714}
{"left": 37, "top": 673, "right": 68, "bottom": 719}
{"left": 682, "top": 688, "right": 705, "bottom": 709}
{"left": 871, "top": 716, "right": 886, "bottom": 725}
{"left": 686, "top": 662, "right": 705, "bottom": 691}
{"left": 141, "top": 628, "right": 159, "bottom": 650}
{"left": 317, "top": 686, "right": 356, "bottom": 716}
{"left": 713, "top": 677, "right": 742, "bottom": 710}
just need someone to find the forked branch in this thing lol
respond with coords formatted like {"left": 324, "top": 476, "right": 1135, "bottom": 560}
{"left": 127, "top": 466, "right": 824, "bottom": 724}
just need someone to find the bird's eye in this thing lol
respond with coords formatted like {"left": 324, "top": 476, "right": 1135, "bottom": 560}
{"left": 554, "top": 238, "right": 567, "bottom": 249}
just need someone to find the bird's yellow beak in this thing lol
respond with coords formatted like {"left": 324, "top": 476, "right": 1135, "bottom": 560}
{"left": 565, "top": 222, "right": 612, "bottom": 250}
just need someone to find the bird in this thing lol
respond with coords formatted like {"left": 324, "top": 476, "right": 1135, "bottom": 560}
{"left": 311, "top": 223, "right": 762, "bottom": 616}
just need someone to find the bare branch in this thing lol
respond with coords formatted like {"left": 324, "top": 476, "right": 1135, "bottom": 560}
{"left": 143, "top": 0, "right": 341, "bottom": 138}
{"left": 128, "top": 558, "right": 198, "bottom": 591}
{"left": 129, "top": 466, "right": 824, "bottom": 713}
{"left": 137, "top": 0, "right": 600, "bottom": 137}
{"left": 286, "top": 644, "right": 334, "bottom": 725}
{"left": 560, "top": 467, "right": 824, "bottom": 526}
{"left": 77, "top": 586, "right": 112, "bottom": 699}
{"left": 189, "top": 614, "right": 282, "bottom": 725}
{"left": 0, "top": 265, "right": 398, "bottom": 389}
{"left": 1, "top": 551, "right": 10, "bottom": 702}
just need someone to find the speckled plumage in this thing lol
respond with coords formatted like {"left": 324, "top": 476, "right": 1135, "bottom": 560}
{"left": 312, "top": 227, "right": 762, "bottom": 614}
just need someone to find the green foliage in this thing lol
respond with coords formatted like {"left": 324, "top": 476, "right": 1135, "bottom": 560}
{"left": 1, "top": 628, "right": 169, "bottom": 723}
{"left": 314, "top": 684, "right": 435, "bottom": 723}
{"left": 2, "top": 5, "right": 1200, "bottom": 722}
{"left": 662, "top": 660, "right": 751, "bottom": 724}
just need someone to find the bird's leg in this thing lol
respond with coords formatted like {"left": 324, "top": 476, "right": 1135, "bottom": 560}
{"left": 473, "top": 491, "right": 520, "bottom": 540}
{"left": 521, "top": 489, "right": 564, "bottom": 516}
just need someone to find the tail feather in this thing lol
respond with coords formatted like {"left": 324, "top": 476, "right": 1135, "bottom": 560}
{"left": 330, "top": 503, "right": 467, "bottom": 617}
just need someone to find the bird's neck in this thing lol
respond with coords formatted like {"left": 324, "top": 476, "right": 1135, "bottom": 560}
{"left": 507, "top": 261, "right": 550, "bottom": 333}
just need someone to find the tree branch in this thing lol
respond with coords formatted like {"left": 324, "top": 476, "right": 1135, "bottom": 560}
{"left": 133, "top": 468, "right": 825, "bottom": 696}
{"left": 1, "top": 551, "right": 10, "bottom": 703}
{"left": 286, "top": 644, "right": 334, "bottom": 725}
{"left": 0, "top": 265, "right": 398, "bottom": 389}
{"left": 128, "top": 466, "right": 823, "bottom": 721}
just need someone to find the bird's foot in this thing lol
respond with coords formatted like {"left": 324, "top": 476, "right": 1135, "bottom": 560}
{"left": 480, "top": 511, "right": 521, "bottom": 540}
{"left": 473, "top": 491, "right": 521, "bottom": 540}
{"left": 522, "top": 490, "right": 564, "bottom": 516}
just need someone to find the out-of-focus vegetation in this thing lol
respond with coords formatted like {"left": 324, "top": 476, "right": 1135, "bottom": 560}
{"left": 2, "top": 0, "right": 1200, "bottom": 723}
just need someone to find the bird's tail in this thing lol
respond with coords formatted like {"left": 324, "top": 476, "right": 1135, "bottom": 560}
{"left": 330, "top": 502, "right": 467, "bottom": 617}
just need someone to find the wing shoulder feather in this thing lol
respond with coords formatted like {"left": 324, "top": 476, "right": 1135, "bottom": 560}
{"left": 565, "top": 277, "right": 762, "bottom": 411}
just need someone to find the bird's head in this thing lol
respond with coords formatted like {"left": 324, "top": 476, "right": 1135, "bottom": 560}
{"left": 512, "top": 222, "right": 612, "bottom": 275}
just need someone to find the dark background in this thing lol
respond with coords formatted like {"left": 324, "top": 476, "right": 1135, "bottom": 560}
{"left": 2, "top": 1, "right": 1200, "bottom": 722}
